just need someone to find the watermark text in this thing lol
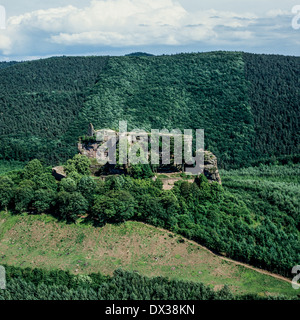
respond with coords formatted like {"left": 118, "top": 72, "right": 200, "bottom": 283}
{"left": 94, "top": 121, "right": 204, "bottom": 175}
{"left": 292, "top": 5, "right": 300, "bottom": 30}
{"left": 292, "top": 265, "right": 300, "bottom": 289}
{"left": 0, "top": 265, "right": 6, "bottom": 289}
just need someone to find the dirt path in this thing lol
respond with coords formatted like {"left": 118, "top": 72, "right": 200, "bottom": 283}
{"left": 219, "top": 257, "right": 291, "bottom": 284}
{"left": 141, "top": 222, "right": 292, "bottom": 284}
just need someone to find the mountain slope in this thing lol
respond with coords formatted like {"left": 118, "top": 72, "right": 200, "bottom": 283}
{"left": 244, "top": 53, "right": 300, "bottom": 161}
{"left": 0, "top": 52, "right": 299, "bottom": 168}
{"left": 67, "top": 51, "right": 254, "bottom": 169}
{"left": 0, "top": 56, "right": 108, "bottom": 163}
{"left": 0, "top": 212, "right": 296, "bottom": 297}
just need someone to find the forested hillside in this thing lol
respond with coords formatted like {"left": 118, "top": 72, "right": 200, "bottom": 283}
{"left": 0, "top": 52, "right": 299, "bottom": 168}
{"left": 243, "top": 53, "right": 300, "bottom": 162}
{"left": 0, "top": 56, "right": 108, "bottom": 163}
{"left": 67, "top": 52, "right": 254, "bottom": 169}
{"left": 0, "top": 61, "right": 18, "bottom": 70}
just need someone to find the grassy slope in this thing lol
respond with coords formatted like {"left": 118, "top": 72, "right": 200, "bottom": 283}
{"left": 0, "top": 212, "right": 296, "bottom": 298}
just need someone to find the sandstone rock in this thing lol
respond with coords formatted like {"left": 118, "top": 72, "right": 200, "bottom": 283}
{"left": 52, "top": 166, "right": 67, "bottom": 181}
{"left": 78, "top": 142, "right": 98, "bottom": 158}
{"left": 203, "top": 151, "right": 222, "bottom": 184}
{"left": 87, "top": 123, "right": 95, "bottom": 137}
{"left": 78, "top": 124, "right": 222, "bottom": 186}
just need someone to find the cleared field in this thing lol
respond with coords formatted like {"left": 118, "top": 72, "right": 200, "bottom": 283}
{"left": 0, "top": 211, "right": 297, "bottom": 297}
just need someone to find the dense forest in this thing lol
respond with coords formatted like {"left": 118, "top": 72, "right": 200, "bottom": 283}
{"left": 0, "top": 56, "right": 109, "bottom": 163}
{"left": 0, "top": 52, "right": 298, "bottom": 168}
{"left": 0, "top": 156, "right": 299, "bottom": 278}
{"left": 1, "top": 266, "right": 233, "bottom": 300}
{"left": 243, "top": 53, "right": 300, "bottom": 161}
{"left": 0, "top": 265, "right": 295, "bottom": 300}
{"left": 0, "top": 61, "right": 19, "bottom": 70}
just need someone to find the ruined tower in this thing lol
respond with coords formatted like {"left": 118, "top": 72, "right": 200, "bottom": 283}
{"left": 87, "top": 123, "right": 95, "bottom": 137}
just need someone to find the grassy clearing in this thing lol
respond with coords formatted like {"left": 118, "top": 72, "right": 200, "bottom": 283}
{"left": 0, "top": 211, "right": 297, "bottom": 297}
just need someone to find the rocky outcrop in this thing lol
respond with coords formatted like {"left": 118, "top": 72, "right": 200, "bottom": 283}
{"left": 78, "top": 142, "right": 99, "bottom": 158}
{"left": 77, "top": 124, "right": 222, "bottom": 186}
{"left": 87, "top": 123, "right": 95, "bottom": 137}
{"left": 52, "top": 166, "right": 67, "bottom": 181}
{"left": 203, "top": 151, "right": 222, "bottom": 184}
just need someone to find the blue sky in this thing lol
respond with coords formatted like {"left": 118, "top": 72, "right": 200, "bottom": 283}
{"left": 0, "top": 0, "right": 300, "bottom": 61}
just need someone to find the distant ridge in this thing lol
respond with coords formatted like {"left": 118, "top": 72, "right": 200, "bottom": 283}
{"left": 125, "top": 52, "right": 154, "bottom": 56}
{"left": 0, "top": 61, "right": 19, "bottom": 70}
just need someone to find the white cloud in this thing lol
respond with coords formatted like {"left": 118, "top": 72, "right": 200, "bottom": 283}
{"left": 0, "top": 34, "right": 11, "bottom": 54}
{"left": 0, "top": 0, "right": 297, "bottom": 57}
{"left": 266, "top": 9, "right": 290, "bottom": 18}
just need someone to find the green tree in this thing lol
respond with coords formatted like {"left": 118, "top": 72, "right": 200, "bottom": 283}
{"left": 136, "top": 193, "right": 165, "bottom": 224}
{"left": 22, "top": 159, "right": 44, "bottom": 180}
{"left": 59, "top": 177, "right": 77, "bottom": 193}
{"left": 14, "top": 180, "right": 35, "bottom": 213}
{"left": 67, "top": 171, "right": 82, "bottom": 184}
{"left": 128, "top": 164, "right": 154, "bottom": 179}
{"left": 33, "top": 172, "right": 57, "bottom": 192}
{"left": 195, "top": 174, "right": 214, "bottom": 201}
{"left": 57, "top": 191, "right": 88, "bottom": 222}
{"left": 64, "top": 154, "right": 91, "bottom": 176}
{"left": 92, "top": 191, "right": 136, "bottom": 224}
{"left": 78, "top": 176, "right": 96, "bottom": 203}
{"left": 158, "top": 192, "right": 180, "bottom": 228}
{"left": 32, "top": 189, "right": 56, "bottom": 214}
{"left": 0, "top": 176, "right": 14, "bottom": 211}
{"left": 210, "top": 182, "right": 224, "bottom": 201}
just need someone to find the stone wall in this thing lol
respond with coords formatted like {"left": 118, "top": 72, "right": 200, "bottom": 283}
{"left": 78, "top": 125, "right": 222, "bottom": 187}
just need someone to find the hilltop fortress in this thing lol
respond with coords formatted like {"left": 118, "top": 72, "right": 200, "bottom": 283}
{"left": 76, "top": 124, "right": 222, "bottom": 189}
